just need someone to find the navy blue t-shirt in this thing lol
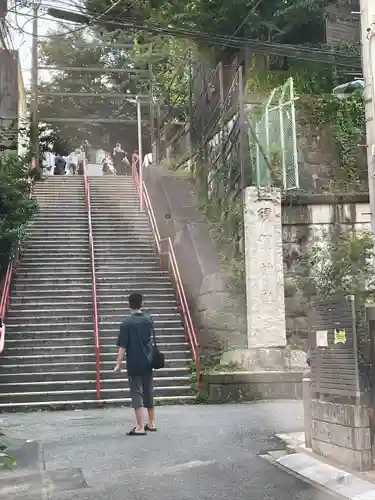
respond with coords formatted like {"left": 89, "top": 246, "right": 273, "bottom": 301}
{"left": 116, "top": 312, "right": 153, "bottom": 376}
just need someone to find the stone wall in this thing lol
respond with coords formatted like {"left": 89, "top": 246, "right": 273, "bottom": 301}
{"left": 145, "top": 164, "right": 370, "bottom": 350}
{"left": 201, "top": 371, "right": 303, "bottom": 402}
{"left": 311, "top": 399, "right": 372, "bottom": 471}
{"left": 282, "top": 193, "right": 370, "bottom": 348}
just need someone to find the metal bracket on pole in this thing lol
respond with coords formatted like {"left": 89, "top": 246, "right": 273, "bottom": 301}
{"left": 136, "top": 96, "right": 144, "bottom": 212}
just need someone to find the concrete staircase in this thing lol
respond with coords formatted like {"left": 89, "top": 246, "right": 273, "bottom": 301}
{"left": 89, "top": 176, "right": 194, "bottom": 404}
{"left": 0, "top": 177, "right": 97, "bottom": 411}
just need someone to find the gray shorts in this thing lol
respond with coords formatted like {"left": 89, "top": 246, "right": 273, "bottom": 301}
{"left": 128, "top": 372, "right": 154, "bottom": 409}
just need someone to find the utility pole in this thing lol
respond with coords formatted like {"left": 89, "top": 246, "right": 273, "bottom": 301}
{"left": 136, "top": 96, "right": 143, "bottom": 212}
{"left": 148, "top": 43, "right": 155, "bottom": 162}
{"left": 31, "top": 2, "right": 39, "bottom": 169}
{"left": 361, "top": 0, "right": 375, "bottom": 240}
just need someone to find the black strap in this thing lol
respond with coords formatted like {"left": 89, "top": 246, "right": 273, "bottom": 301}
{"left": 152, "top": 325, "right": 157, "bottom": 346}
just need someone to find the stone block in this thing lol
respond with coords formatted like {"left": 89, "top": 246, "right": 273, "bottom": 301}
{"left": 201, "top": 371, "right": 303, "bottom": 402}
{"left": 311, "top": 400, "right": 370, "bottom": 428}
{"left": 312, "top": 438, "right": 373, "bottom": 472}
{"left": 222, "top": 347, "right": 307, "bottom": 372}
{"left": 312, "top": 419, "right": 371, "bottom": 451}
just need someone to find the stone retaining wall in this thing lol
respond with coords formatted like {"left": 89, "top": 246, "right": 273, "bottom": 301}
{"left": 201, "top": 371, "right": 303, "bottom": 402}
{"left": 311, "top": 399, "right": 372, "bottom": 471}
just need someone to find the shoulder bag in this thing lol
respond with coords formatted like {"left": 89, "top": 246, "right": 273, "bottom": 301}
{"left": 151, "top": 326, "right": 165, "bottom": 370}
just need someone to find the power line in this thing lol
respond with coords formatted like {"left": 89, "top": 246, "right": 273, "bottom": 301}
{"left": 43, "top": 6, "right": 361, "bottom": 69}
{"left": 8, "top": 3, "right": 361, "bottom": 69}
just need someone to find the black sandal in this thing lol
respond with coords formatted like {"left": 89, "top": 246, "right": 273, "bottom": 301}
{"left": 144, "top": 424, "right": 157, "bottom": 432}
{"left": 127, "top": 427, "right": 147, "bottom": 436}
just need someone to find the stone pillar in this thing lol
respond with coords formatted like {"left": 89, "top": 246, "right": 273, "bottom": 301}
{"left": 221, "top": 186, "right": 306, "bottom": 371}
{"left": 244, "top": 187, "right": 286, "bottom": 347}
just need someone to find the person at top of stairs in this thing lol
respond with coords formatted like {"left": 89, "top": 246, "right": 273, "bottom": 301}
{"left": 54, "top": 154, "right": 66, "bottom": 175}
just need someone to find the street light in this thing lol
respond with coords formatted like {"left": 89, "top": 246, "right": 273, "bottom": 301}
{"left": 332, "top": 79, "right": 364, "bottom": 99}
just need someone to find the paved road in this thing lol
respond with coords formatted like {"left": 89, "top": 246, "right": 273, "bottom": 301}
{"left": 1, "top": 402, "right": 336, "bottom": 500}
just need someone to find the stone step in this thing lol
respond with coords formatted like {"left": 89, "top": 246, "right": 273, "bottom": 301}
{"left": 25, "top": 236, "right": 89, "bottom": 242}
{"left": 5, "top": 334, "right": 186, "bottom": 346}
{"left": 35, "top": 204, "right": 85, "bottom": 209}
{"left": 94, "top": 270, "right": 168, "bottom": 278}
{"left": 15, "top": 269, "right": 94, "bottom": 278}
{"left": 17, "top": 264, "right": 91, "bottom": 273}
{"left": 8, "top": 305, "right": 179, "bottom": 315}
{"left": 0, "top": 376, "right": 190, "bottom": 394}
{"left": 0, "top": 353, "right": 190, "bottom": 366}
{"left": 4, "top": 342, "right": 188, "bottom": 355}
{"left": 5, "top": 319, "right": 184, "bottom": 332}
{"left": 0, "top": 367, "right": 189, "bottom": 383}
{"left": 94, "top": 284, "right": 176, "bottom": 293}
{"left": 17, "top": 255, "right": 90, "bottom": 263}
{"left": 6, "top": 315, "right": 93, "bottom": 325}
{"left": 93, "top": 248, "right": 156, "bottom": 255}
{"left": 29, "top": 228, "right": 88, "bottom": 235}
{"left": 30, "top": 216, "right": 86, "bottom": 222}
{"left": 10, "top": 285, "right": 174, "bottom": 297}
{"left": 0, "top": 386, "right": 192, "bottom": 404}
{"left": 20, "top": 250, "right": 91, "bottom": 259}
{"left": 91, "top": 217, "right": 149, "bottom": 223}
{"left": 11, "top": 285, "right": 93, "bottom": 296}
{"left": 9, "top": 295, "right": 176, "bottom": 306}
{"left": 94, "top": 256, "right": 159, "bottom": 263}
{"left": 0, "top": 395, "right": 197, "bottom": 412}
{"left": 12, "top": 276, "right": 93, "bottom": 286}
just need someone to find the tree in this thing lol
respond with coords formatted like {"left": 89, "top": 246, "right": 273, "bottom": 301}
{"left": 38, "top": 26, "right": 149, "bottom": 152}
{"left": 85, "top": 0, "right": 328, "bottom": 52}
{"left": 0, "top": 153, "right": 38, "bottom": 279}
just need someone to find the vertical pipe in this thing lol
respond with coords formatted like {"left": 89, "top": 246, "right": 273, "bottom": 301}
{"left": 289, "top": 78, "right": 299, "bottom": 189}
{"left": 218, "top": 61, "right": 225, "bottom": 168}
{"left": 238, "top": 65, "right": 245, "bottom": 191}
{"left": 279, "top": 85, "right": 287, "bottom": 189}
{"left": 31, "top": 3, "right": 39, "bottom": 169}
{"left": 136, "top": 96, "right": 143, "bottom": 212}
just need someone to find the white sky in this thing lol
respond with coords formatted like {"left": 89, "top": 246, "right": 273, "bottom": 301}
{"left": 8, "top": 0, "right": 81, "bottom": 86}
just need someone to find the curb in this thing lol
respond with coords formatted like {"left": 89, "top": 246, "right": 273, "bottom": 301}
{"left": 260, "top": 434, "right": 375, "bottom": 500}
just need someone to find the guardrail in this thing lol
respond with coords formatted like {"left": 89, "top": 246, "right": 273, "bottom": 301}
{"left": 0, "top": 253, "right": 18, "bottom": 354}
{"left": 0, "top": 179, "right": 33, "bottom": 354}
{"left": 83, "top": 162, "right": 101, "bottom": 400}
{"left": 132, "top": 159, "right": 201, "bottom": 390}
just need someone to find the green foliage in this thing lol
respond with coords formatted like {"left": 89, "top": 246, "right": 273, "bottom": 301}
{"left": 316, "top": 92, "right": 365, "bottom": 188}
{"left": 247, "top": 41, "right": 364, "bottom": 191}
{"left": 0, "top": 429, "right": 16, "bottom": 469}
{"left": 38, "top": 27, "right": 142, "bottom": 151}
{"left": 200, "top": 191, "right": 244, "bottom": 289}
{"left": 295, "top": 231, "right": 375, "bottom": 299}
{"left": 0, "top": 154, "right": 38, "bottom": 279}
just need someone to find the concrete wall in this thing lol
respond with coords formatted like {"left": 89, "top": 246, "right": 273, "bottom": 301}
{"left": 311, "top": 399, "right": 372, "bottom": 471}
{"left": 201, "top": 371, "right": 303, "bottom": 402}
{"left": 144, "top": 166, "right": 247, "bottom": 350}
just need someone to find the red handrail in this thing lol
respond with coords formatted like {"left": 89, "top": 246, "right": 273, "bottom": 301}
{"left": 83, "top": 161, "right": 101, "bottom": 400}
{"left": 131, "top": 159, "right": 201, "bottom": 391}
{"left": 0, "top": 259, "right": 15, "bottom": 353}
{"left": 0, "top": 180, "right": 32, "bottom": 354}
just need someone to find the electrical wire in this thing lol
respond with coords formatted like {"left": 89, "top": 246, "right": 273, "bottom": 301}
{"left": 6, "top": 2, "right": 361, "bottom": 68}
{"left": 41, "top": 6, "right": 361, "bottom": 66}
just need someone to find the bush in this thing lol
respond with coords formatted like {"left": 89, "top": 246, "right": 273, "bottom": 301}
{"left": 0, "top": 153, "right": 39, "bottom": 279}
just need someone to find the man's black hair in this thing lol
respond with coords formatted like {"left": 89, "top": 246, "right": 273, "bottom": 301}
{"left": 128, "top": 292, "right": 143, "bottom": 310}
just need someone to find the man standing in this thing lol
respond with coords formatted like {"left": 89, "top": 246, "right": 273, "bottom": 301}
{"left": 114, "top": 292, "right": 156, "bottom": 436}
